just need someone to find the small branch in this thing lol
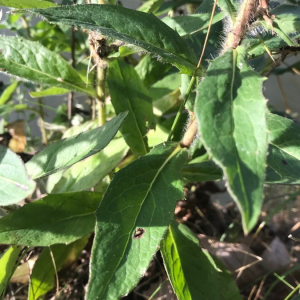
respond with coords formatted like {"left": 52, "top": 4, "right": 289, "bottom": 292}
{"left": 225, "top": 0, "right": 257, "bottom": 49}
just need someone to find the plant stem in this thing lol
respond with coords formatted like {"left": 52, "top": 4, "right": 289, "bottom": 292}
{"left": 225, "top": 0, "right": 257, "bottom": 49}
{"left": 167, "top": 76, "right": 195, "bottom": 141}
{"left": 37, "top": 97, "right": 48, "bottom": 145}
{"left": 96, "top": 64, "right": 107, "bottom": 126}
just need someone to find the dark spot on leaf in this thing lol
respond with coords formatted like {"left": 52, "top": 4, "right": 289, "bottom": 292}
{"left": 282, "top": 160, "right": 288, "bottom": 165}
{"left": 133, "top": 227, "right": 145, "bottom": 239}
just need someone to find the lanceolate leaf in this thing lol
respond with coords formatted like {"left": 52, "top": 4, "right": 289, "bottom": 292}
{"left": 161, "top": 221, "right": 242, "bottom": 300}
{"left": 29, "top": 237, "right": 88, "bottom": 300}
{"left": 135, "top": 55, "right": 172, "bottom": 88}
{"left": 51, "top": 136, "right": 129, "bottom": 193}
{"left": 195, "top": 46, "right": 268, "bottom": 234}
{"left": 0, "top": 146, "right": 36, "bottom": 206}
{"left": 0, "top": 0, "right": 55, "bottom": 8}
{"left": 87, "top": 142, "right": 188, "bottom": 300}
{"left": 0, "top": 81, "right": 19, "bottom": 105}
{"left": 0, "top": 36, "right": 95, "bottom": 97}
{"left": 0, "top": 246, "right": 23, "bottom": 299}
{"left": 162, "top": 12, "right": 226, "bottom": 36}
{"left": 26, "top": 112, "right": 127, "bottom": 179}
{"left": 108, "top": 60, "right": 155, "bottom": 156}
{"left": 30, "top": 86, "right": 69, "bottom": 98}
{"left": 265, "top": 113, "right": 300, "bottom": 184}
{"left": 0, "top": 192, "right": 101, "bottom": 246}
{"left": 23, "top": 5, "right": 200, "bottom": 75}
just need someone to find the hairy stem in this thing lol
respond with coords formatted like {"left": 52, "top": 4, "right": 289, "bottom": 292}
{"left": 225, "top": 0, "right": 257, "bottom": 49}
{"left": 96, "top": 64, "right": 107, "bottom": 126}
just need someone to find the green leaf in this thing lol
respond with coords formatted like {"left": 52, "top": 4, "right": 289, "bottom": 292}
{"left": 23, "top": 5, "right": 200, "bottom": 76}
{"left": 242, "top": 34, "right": 293, "bottom": 59}
{"left": 0, "top": 36, "right": 95, "bottom": 97}
{"left": 216, "top": 0, "right": 238, "bottom": 21}
{"left": 0, "top": 146, "right": 36, "bottom": 206}
{"left": 51, "top": 136, "right": 129, "bottom": 193}
{"left": 161, "top": 221, "right": 242, "bottom": 300}
{"left": 0, "top": 0, "right": 55, "bottom": 8}
{"left": 135, "top": 55, "right": 173, "bottom": 88}
{"left": 0, "top": 81, "right": 19, "bottom": 105}
{"left": 25, "top": 112, "right": 127, "bottom": 179}
{"left": 0, "top": 192, "right": 100, "bottom": 246}
{"left": 29, "top": 237, "right": 88, "bottom": 300}
{"left": 87, "top": 142, "right": 188, "bottom": 300}
{"left": 138, "top": 0, "right": 164, "bottom": 13}
{"left": 156, "top": 0, "right": 202, "bottom": 15}
{"left": 195, "top": 46, "right": 268, "bottom": 234}
{"left": 108, "top": 60, "right": 155, "bottom": 156}
{"left": 257, "top": 4, "right": 300, "bottom": 47}
{"left": 162, "top": 12, "right": 226, "bottom": 36}
{"left": 30, "top": 86, "right": 69, "bottom": 98}
{"left": 149, "top": 73, "right": 181, "bottom": 101}
{"left": 271, "top": 4, "right": 300, "bottom": 46}
{"left": 265, "top": 113, "right": 300, "bottom": 184}
{"left": 181, "top": 157, "right": 223, "bottom": 182}
{"left": 0, "top": 246, "right": 23, "bottom": 299}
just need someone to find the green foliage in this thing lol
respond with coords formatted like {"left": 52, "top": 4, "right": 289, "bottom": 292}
{"left": 195, "top": 46, "right": 268, "bottom": 233}
{"left": 0, "top": 246, "right": 23, "bottom": 298}
{"left": 28, "top": 237, "right": 88, "bottom": 300}
{"left": 87, "top": 143, "right": 187, "bottom": 300}
{"left": 0, "top": 0, "right": 300, "bottom": 299}
{"left": 26, "top": 112, "right": 127, "bottom": 179}
{"left": 108, "top": 59, "right": 155, "bottom": 155}
{"left": 0, "top": 192, "right": 101, "bottom": 246}
{"left": 0, "top": 36, "right": 95, "bottom": 96}
{"left": 0, "top": 146, "right": 36, "bottom": 206}
{"left": 0, "top": 0, "right": 55, "bottom": 8}
{"left": 161, "top": 221, "right": 242, "bottom": 300}
{"left": 23, "top": 5, "right": 201, "bottom": 75}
